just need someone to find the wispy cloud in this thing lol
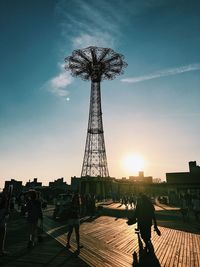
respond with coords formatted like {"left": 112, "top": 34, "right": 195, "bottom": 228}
{"left": 44, "top": 64, "right": 73, "bottom": 98}
{"left": 121, "top": 63, "right": 200, "bottom": 83}
{"left": 55, "top": 0, "right": 120, "bottom": 49}
{"left": 72, "top": 33, "right": 115, "bottom": 49}
{"left": 55, "top": 0, "right": 169, "bottom": 50}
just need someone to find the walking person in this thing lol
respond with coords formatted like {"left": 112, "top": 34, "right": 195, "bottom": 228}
{"left": 135, "top": 193, "right": 160, "bottom": 252}
{"left": 66, "top": 193, "right": 83, "bottom": 252}
{"left": 26, "top": 190, "right": 43, "bottom": 248}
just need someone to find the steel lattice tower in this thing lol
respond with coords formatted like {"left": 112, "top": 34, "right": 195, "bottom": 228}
{"left": 65, "top": 46, "right": 127, "bottom": 177}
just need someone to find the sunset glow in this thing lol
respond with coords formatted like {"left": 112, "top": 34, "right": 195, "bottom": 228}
{"left": 122, "top": 154, "right": 145, "bottom": 175}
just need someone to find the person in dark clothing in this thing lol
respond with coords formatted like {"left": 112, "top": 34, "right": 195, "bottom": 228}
{"left": 0, "top": 186, "right": 13, "bottom": 256}
{"left": 26, "top": 190, "right": 43, "bottom": 248}
{"left": 135, "top": 194, "right": 160, "bottom": 252}
{"left": 66, "top": 193, "right": 83, "bottom": 252}
{"left": 0, "top": 193, "right": 9, "bottom": 256}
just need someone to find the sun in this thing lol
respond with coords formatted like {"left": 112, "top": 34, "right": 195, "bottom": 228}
{"left": 122, "top": 154, "right": 144, "bottom": 175}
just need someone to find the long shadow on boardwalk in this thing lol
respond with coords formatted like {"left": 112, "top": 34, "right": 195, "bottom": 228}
{"left": 46, "top": 215, "right": 100, "bottom": 239}
{"left": 0, "top": 231, "right": 89, "bottom": 267}
{"left": 132, "top": 233, "right": 161, "bottom": 267}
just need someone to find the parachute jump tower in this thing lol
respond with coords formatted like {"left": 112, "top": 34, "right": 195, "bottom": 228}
{"left": 65, "top": 46, "right": 127, "bottom": 178}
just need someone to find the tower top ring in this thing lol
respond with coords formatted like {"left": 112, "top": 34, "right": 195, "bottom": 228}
{"left": 65, "top": 46, "right": 127, "bottom": 82}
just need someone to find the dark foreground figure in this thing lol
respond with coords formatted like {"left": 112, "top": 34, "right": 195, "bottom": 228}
{"left": 135, "top": 194, "right": 161, "bottom": 252}
{"left": 66, "top": 193, "right": 83, "bottom": 253}
{"left": 26, "top": 190, "right": 43, "bottom": 248}
{"left": 0, "top": 193, "right": 8, "bottom": 256}
{"left": 0, "top": 186, "right": 13, "bottom": 256}
{"left": 130, "top": 194, "right": 161, "bottom": 266}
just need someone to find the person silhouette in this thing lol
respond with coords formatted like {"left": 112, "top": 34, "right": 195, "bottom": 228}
{"left": 0, "top": 192, "right": 9, "bottom": 256}
{"left": 26, "top": 190, "right": 43, "bottom": 248}
{"left": 135, "top": 194, "right": 160, "bottom": 252}
{"left": 0, "top": 186, "right": 12, "bottom": 256}
{"left": 66, "top": 193, "right": 83, "bottom": 252}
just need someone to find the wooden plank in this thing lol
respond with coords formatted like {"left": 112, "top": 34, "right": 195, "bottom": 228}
{"left": 153, "top": 227, "right": 170, "bottom": 264}
{"left": 192, "top": 231, "right": 199, "bottom": 267}
{"left": 164, "top": 228, "right": 179, "bottom": 267}
{"left": 183, "top": 228, "right": 189, "bottom": 267}
{"left": 194, "top": 234, "right": 200, "bottom": 267}
{"left": 168, "top": 229, "right": 178, "bottom": 267}
{"left": 159, "top": 227, "right": 176, "bottom": 266}
{"left": 178, "top": 230, "right": 185, "bottom": 267}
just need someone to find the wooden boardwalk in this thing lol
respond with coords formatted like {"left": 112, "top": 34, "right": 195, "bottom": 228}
{"left": 44, "top": 215, "right": 200, "bottom": 267}
{"left": 1, "top": 207, "right": 200, "bottom": 267}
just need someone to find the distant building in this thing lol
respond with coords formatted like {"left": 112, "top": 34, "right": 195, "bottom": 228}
{"left": 166, "top": 161, "right": 200, "bottom": 184}
{"left": 129, "top": 171, "right": 153, "bottom": 184}
{"left": 25, "top": 178, "right": 42, "bottom": 189}
{"left": 38, "top": 178, "right": 70, "bottom": 202}
{"left": 4, "top": 179, "right": 23, "bottom": 196}
{"left": 153, "top": 178, "right": 162, "bottom": 184}
{"left": 189, "top": 161, "right": 200, "bottom": 173}
{"left": 49, "top": 177, "right": 69, "bottom": 190}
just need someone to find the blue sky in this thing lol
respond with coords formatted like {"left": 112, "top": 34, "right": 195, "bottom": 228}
{"left": 0, "top": 0, "right": 200, "bottom": 188}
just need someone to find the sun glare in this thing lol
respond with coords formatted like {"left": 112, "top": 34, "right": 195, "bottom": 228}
{"left": 122, "top": 154, "right": 144, "bottom": 175}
